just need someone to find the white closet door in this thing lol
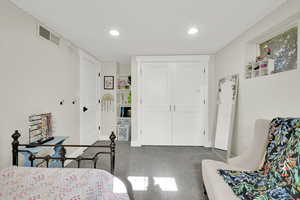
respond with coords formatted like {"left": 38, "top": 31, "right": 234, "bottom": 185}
{"left": 141, "top": 63, "right": 172, "bottom": 145}
{"left": 80, "top": 51, "right": 100, "bottom": 145}
{"left": 171, "top": 63, "right": 205, "bottom": 146}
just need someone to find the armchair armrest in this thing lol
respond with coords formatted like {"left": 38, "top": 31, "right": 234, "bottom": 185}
{"left": 228, "top": 150, "right": 264, "bottom": 170}
{"left": 227, "top": 119, "right": 270, "bottom": 171}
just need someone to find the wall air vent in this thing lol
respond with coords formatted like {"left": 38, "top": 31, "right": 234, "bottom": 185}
{"left": 38, "top": 25, "right": 60, "bottom": 46}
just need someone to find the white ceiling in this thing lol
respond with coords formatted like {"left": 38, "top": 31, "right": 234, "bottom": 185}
{"left": 11, "top": 0, "right": 286, "bottom": 64}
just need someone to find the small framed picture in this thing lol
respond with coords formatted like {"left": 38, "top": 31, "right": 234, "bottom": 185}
{"left": 104, "top": 76, "right": 114, "bottom": 90}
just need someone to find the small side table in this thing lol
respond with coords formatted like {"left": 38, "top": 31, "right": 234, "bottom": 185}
{"left": 19, "top": 136, "right": 68, "bottom": 167}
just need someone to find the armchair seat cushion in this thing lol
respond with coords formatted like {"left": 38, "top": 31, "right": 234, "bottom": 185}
{"left": 202, "top": 160, "right": 241, "bottom": 200}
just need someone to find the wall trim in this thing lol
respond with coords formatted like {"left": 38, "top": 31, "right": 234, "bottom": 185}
{"left": 131, "top": 140, "right": 141, "bottom": 147}
{"left": 136, "top": 55, "right": 211, "bottom": 63}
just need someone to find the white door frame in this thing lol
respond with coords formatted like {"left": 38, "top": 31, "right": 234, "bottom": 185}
{"left": 135, "top": 55, "right": 210, "bottom": 147}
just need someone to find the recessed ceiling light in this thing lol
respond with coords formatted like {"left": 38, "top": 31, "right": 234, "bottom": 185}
{"left": 188, "top": 27, "right": 199, "bottom": 35}
{"left": 109, "top": 29, "right": 120, "bottom": 37}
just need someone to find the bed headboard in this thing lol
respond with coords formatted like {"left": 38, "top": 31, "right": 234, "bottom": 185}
{"left": 11, "top": 131, "right": 116, "bottom": 174}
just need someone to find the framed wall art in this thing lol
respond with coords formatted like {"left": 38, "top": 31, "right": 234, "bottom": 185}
{"left": 104, "top": 76, "right": 114, "bottom": 90}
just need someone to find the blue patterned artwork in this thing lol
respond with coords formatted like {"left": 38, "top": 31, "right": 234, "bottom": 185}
{"left": 260, "top": 27, "right": 298, "bottom": 73}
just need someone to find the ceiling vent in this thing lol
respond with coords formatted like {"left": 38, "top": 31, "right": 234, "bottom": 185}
{"left": 38, "top": 24, "right": 60, "bottom": 46}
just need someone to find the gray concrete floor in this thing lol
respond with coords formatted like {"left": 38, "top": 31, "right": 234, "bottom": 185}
{"left": 68, "top": 141, "right": 226, "bottom": 200}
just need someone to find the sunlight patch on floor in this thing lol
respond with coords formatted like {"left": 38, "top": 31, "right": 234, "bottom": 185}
{"left": 153, "top": 177, "right": 178, "bottom": 191}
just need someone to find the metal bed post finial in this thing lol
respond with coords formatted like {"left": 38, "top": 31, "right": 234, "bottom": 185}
{"left": 109, "top": 131, "right": 116, "bottom": 174}
{"left": 12, "top": 130, "right": 21, "bottom": 166}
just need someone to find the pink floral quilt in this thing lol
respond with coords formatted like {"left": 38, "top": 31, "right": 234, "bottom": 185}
{"left": 0, "top": 166, "right": 129, "bottom": 200}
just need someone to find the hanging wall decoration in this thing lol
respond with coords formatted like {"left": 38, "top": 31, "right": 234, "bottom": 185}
{"left": 104, "top": 76, "right": 114, "bottom": 90}
{"left": 101, "top": 94, "right": 114, "bottom": 112}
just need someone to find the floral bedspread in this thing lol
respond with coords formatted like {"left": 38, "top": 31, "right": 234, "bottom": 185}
{"left": 0, "top": 166, "right": 129, "bottom": 200}
{"left": 219, "top": 118, "right": 300, "bottom": 200}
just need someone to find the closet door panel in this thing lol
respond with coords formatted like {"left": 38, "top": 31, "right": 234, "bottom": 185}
{"left": 172, "top": 111, "right": 202, "bottom": 145}
{"left": 141, "top": 63, "right": 172, "bottom": 145}
{"left": 171, "top": 63, "right": 204, "bottom": 105}
{"left": 142, "top": 110, "right": 172, "bottom": 145}
{"left": 172, "top": 63, "right": 205, "bottom": 146}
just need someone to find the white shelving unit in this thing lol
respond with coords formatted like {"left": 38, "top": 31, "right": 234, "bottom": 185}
{"left": 116, "top": 74, "right": 131, "bottom": 141}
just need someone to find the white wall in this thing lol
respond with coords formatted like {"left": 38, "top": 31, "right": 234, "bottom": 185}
{"left": 0, "top": 0, "right": 80, "bottom": 168}
{"left": 214, "top": 0, "right": 300, "bottom": 155}
{"left": 118, "top": 63, "right": 131, "bottom": 75}
{"left": 207, "top": 55, "right": 216, "bottom": 147}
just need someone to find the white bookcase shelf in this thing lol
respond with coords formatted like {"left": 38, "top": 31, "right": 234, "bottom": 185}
{"left": 116, "top": 73, "right": 131, "bottom": 141}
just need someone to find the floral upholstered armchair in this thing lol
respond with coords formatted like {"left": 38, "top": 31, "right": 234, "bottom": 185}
{"left": 202, "top": 118, "right": 300, "bottom": 200}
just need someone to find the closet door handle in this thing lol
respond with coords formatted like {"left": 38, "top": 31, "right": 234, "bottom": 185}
{"left": 169, "top": 105, "right": 172, "bottom": 112}
{"left": 173, "top": 105, "right": 176, "bottom": 112}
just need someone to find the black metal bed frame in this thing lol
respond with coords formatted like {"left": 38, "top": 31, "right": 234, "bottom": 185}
{"left": 12, "top": 130, "right": 116, "bottom": 174}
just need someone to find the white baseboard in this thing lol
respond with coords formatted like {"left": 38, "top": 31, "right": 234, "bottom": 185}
{"left": 131, "top": 140, "right": 141, "bottom": 147}
{"left": 99, "top": 135, "right": 110, "bottom": 141}
{"left": 64, "top": 147, "right": 87, "bottom": 166}
{"left": 204, "top": 140, "right": 213, "bottom": 148}
{"left": 130, "top": 141, "right": 213, "bottom": 147}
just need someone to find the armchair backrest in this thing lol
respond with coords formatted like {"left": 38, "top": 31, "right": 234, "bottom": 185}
{"left": 227, "top": 119, "right": 270, "bottom": 170}
{"left": 249, "top": 119, "right": 271, "bottom": 168}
